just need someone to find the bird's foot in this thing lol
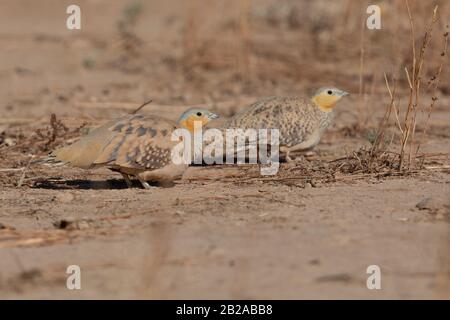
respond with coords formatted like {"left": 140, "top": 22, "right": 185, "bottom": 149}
{"left": 285, "top": 155, "right": 294, "bottom": 162}
{"left": 137, "top": 177, "right": 156, "bottom": 190}
{"left": 281, "top": 150, "right": 295, "bottom": 163}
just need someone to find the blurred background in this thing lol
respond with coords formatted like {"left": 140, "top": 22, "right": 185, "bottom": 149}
{"left": 0, "top": 0, "right": 448, "bottom": 120}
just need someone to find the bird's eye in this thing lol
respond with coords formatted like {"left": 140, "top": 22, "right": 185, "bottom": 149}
{"left": 196, "top": 112, "right": 202, "bottom": 116}
{"left": 327, "top": 90, "right": 333, "bottom": 95}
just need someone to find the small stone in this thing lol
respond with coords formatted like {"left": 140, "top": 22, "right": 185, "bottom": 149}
{"left": 4, "top": 137, "right": 15, "bottom": 146}
{"left": 416, "top": 197, "right": 433, "bottom": 210}
{"left": 416, "top": 197, "right": 443, "bottom": 214}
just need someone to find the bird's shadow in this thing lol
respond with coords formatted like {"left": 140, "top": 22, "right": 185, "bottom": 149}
{"left": 33, "top": 178, "right": 150, "bottom": 190}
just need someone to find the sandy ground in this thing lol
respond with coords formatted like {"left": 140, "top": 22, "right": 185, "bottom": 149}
{"left": 0, "top": 0, "right": 449, "bottom": 299}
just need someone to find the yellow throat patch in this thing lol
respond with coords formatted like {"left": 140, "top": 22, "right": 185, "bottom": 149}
{"left": 311, "top": 93, "right": 341, "bottom": 112}
{"left": 179, "top": 116, "right": 209, "bottom": 133}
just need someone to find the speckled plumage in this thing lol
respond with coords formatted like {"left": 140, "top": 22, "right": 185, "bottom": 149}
{"left": 224, "top": 96, "right": 335, "bottom": 155}
{"left": 92, "top": 114, "right": 176, "bottom": 171}
{"left": 53, "top": 114, "right": 177, "bottom": 170}
{"left": 43, "top": 108, "right": 219, "bottom": 188}
{"left": 47, "top": 114, "right": 185, "bottom": 188}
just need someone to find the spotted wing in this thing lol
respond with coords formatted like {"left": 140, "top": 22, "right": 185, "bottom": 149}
{"left": 93, "top": 114, "right": 178, "bottom": 170}
{"left": 224, "top": 97, "right": 315, "bottom": 148}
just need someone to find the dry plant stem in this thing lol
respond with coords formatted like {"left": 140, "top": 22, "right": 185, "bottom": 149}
{"left": 400, "top": 2, "right": 439, "bottom": 170}
{"left": 401, "top": 0, "right": 416, "bottom": 170}
{"left": 373, "top": 73, "right": 397, "bottom": 166}
{"left": 384, "top": 73, "right": 403, "bottom": 134}
{"left": 416, "top": 26, "right": 449, "bottom": 165}
{"left": 131, "top": 99, "right": 153, "bottom": 114}
{"left": 364, "top": 70, "right": 379, "bottom": 128}
{"left": 0, "top": 168, "right": 25, "bottom": 172}
{"left": 409, "top": 6, "right": 439, "bottom": 167}
{"left": 0, "top": 119, "right": 36, "bottom": 125}
{"left": 402, "top": 66, "right": 414, "bottom": 166}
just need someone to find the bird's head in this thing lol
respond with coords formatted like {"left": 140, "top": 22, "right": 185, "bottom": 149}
{"left": 311, "top": 87, "right": 349, "bottom": 112}
{"left": 178, "top": 108, "right": 219, "bottom": 133}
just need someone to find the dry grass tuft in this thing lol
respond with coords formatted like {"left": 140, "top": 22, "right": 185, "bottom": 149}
{"left": 365, "top": 2, "right": 448, "bottom": 173}
{"left": 20, "top": 114, "right": 85, "bottom": 154}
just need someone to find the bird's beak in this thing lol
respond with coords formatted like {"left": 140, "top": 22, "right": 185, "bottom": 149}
{"left": 340, "top": 91, "right": 350, "bottom": 97}
{"left": 208, "top": 113, "right": 219, "bottom": 120}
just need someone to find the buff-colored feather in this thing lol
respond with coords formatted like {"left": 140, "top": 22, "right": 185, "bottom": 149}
{"left": 223, "top": 88, "right": 348, "bottom": 160}
{"left": 38, "top": 108, "right": 219, "bottom": 188}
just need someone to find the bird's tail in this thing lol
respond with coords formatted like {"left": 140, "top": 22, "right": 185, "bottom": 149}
{"left": 31, "top": 154, "right": 68, "bottom": 167}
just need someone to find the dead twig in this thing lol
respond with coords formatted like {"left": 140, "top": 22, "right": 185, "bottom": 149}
{"left": 0, "top": 168, "right": 25, "bottom": 172}
{"left": 131, "top": 99, "right": 153, "bottom": 114}
{"left": 416, "top": 25, "right": 449, "bottom": 164}
{"left": 401, "top": 3, "right": 439, "bottom": 170}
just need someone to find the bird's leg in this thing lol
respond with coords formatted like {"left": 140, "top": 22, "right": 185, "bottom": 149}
{"left": 285, "top": 155, "right": 293, "bottom": 162}
{"left": 137, "top": 176, "right": 154, "bottom": 190}
{"left": 280, "top": 146, "right": 293, "bottom": 162}
{"left": 120, "top": 173, "right": 133, "bottom": 188}
{"left": 285, "top": 150, "right": 294, "bottom": 162}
